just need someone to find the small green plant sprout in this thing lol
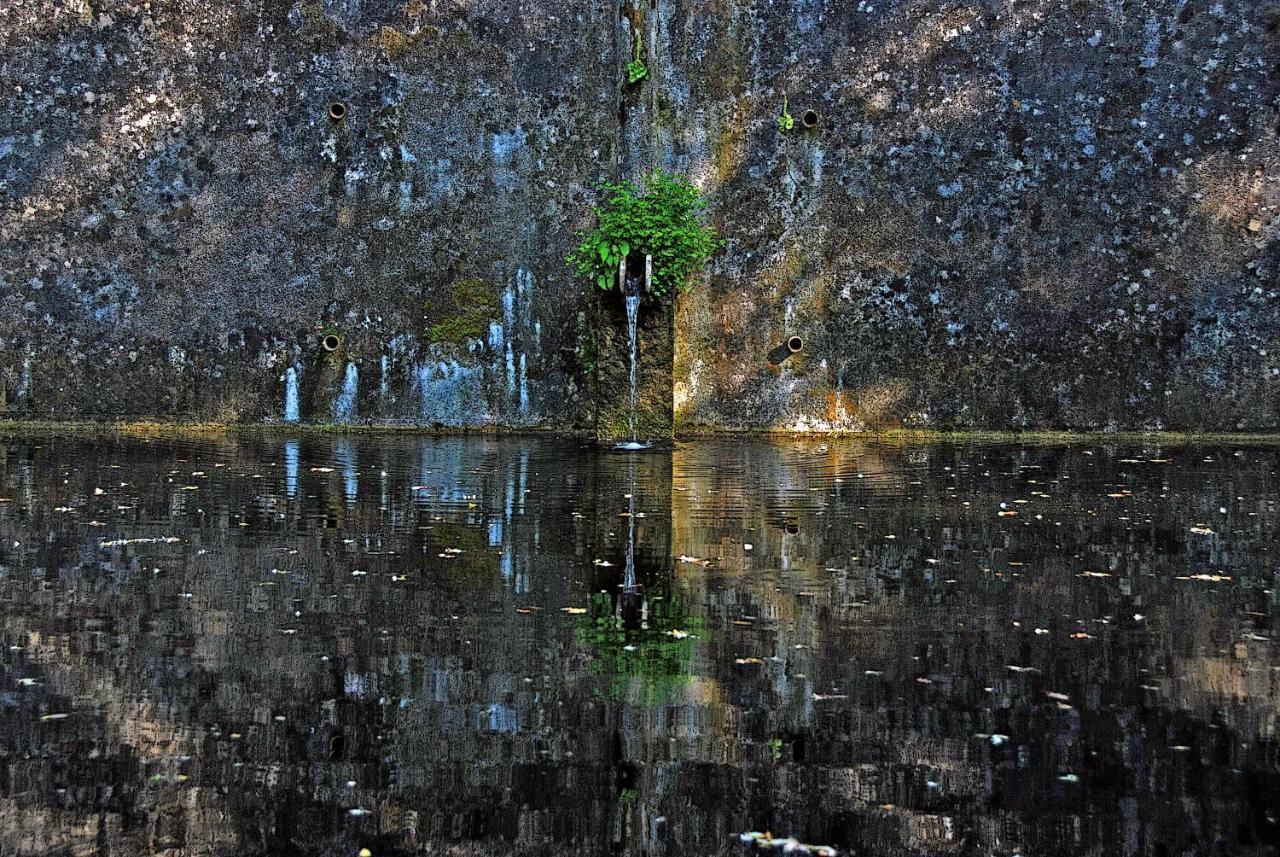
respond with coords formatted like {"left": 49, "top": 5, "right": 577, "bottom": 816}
{"left": 567, "top": 169, "right": 720, "bottom": 301}
{"left": 777, "top": 94, "right": 795, "bottom": 133}
{"left": 626, "top": 31, "right": 648, "bottom": 84}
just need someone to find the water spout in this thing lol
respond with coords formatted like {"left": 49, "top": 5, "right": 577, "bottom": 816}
{"left": 616, "top": 254, "right": 651, "bottom": 450}
{"left": 625, "top": 293, "right": 641, "bottom": 442}
{"left": 334, "top": 362, "right": 358, "bottom": 423}
{"left": 283, "top": 367, "right": 300, "bottom": 423}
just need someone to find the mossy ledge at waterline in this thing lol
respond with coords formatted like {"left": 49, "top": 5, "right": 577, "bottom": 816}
{"left": 3, "top": 420, "right": 1279, "bottom": 448}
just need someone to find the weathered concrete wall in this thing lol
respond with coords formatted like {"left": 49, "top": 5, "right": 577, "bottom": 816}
{"left": 667, "top": 0, "right": 1280, "bottom": 432}
{"left": 3, "top": 0, "right": 1279, "bottom": 432}
{"left": 0, "top": 0, "right": 618, "bottom": 428}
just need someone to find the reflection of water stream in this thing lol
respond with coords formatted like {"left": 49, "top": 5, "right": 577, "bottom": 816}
{"left": 623, "top": 454, "right": 637, "bottom": 592}
{"left": 283, "top": 440, "right": 299, "bottom": 498}
{"left": 334, "top": 440, "right": 357, "bottom": 505}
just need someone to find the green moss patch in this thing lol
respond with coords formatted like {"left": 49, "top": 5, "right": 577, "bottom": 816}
{"left": 426, "top": 278, "right": 500, "bottom": 344}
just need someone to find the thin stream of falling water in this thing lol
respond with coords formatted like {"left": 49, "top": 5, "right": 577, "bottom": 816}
{"left": 625, "top": 293, "right": 641, "bottom": 444}
{"left": 334, "top": 363, "right": 358, "bottom": 423}
{"left": 283, "top": 367, "right": 300, "bottom": 423}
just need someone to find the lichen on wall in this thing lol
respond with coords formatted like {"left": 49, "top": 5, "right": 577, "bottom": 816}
{"left": 666, "top": 0, "right": 1280, "bottom": 432}
{"left": 0, "top": 0, "right": 611, "bottom": 429}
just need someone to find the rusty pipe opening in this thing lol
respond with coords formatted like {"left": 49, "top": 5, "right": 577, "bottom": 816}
{"left": 322, "top": 333, "right": 342, "bottom": 352}
{"left": 328, "top": 101, "right": 347, "bottom": 122}
{"left": 784, "top": 523, "right": 800, "bottom": 535}
{"left": 787, "top": 336, "right": 804, "bottom": 354}
{"left": 801, "top": 109, "right": 820, "bottom": 129}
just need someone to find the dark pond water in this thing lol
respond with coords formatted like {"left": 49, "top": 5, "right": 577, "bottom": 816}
{"left": 0, "top": 434, "right": 1277, "bottom": 857}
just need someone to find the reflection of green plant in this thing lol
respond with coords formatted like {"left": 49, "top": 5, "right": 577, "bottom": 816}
{"left": 626, "top": 32, "right": 648, "bottom": 84}
{"left": 768, "top": 736, "right": 783, "bottom": 763}
{"left": 566, "top": 170, "right": 720, "bottom": 300}
{"left": 777, "top": 95, "right": 794, "bottom": 133}
{"left": 576, "top": 591, "right": 705, "bottom": 703}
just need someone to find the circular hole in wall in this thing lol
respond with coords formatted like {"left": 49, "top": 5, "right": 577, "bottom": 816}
{"left": 787, "top": 336, "right": 804, "bottom": 354}
{"left": 784, "top": 523, "right": 800, "bottom": 535}
{"left": 322, "top": 333, "right": 342, "bottom": 352}
{"left": 801, "top": 109, "right": 821, "bottom": 129}
{"left": 328, "top": 102, "right": 348, "bottom": 121}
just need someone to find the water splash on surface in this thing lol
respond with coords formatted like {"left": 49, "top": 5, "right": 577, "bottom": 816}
{"left": 283, "top": 367, "right": 300, "bottom": 423}
{"left": 334, "top": 362, "right": 358, "bottom": 423}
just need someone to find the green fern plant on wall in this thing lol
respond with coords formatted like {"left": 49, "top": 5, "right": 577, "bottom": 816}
{"left": 626, "top": 31, "right": 648, "bottom": 84}
{"left": 567, "top": 170, "right": 720, "bottom": 300}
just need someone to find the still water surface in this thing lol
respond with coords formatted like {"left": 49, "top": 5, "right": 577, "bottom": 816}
{"left": 0, "top": 434, "right": 1277, "bottom": 856}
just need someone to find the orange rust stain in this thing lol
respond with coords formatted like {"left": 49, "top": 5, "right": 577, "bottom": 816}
{"left": 825, "top": 389, "right": 857, "bottom": 422}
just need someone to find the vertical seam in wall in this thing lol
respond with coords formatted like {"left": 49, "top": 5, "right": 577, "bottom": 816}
{"left": 649, "top": 3, "right": 659, "bottom": 168}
